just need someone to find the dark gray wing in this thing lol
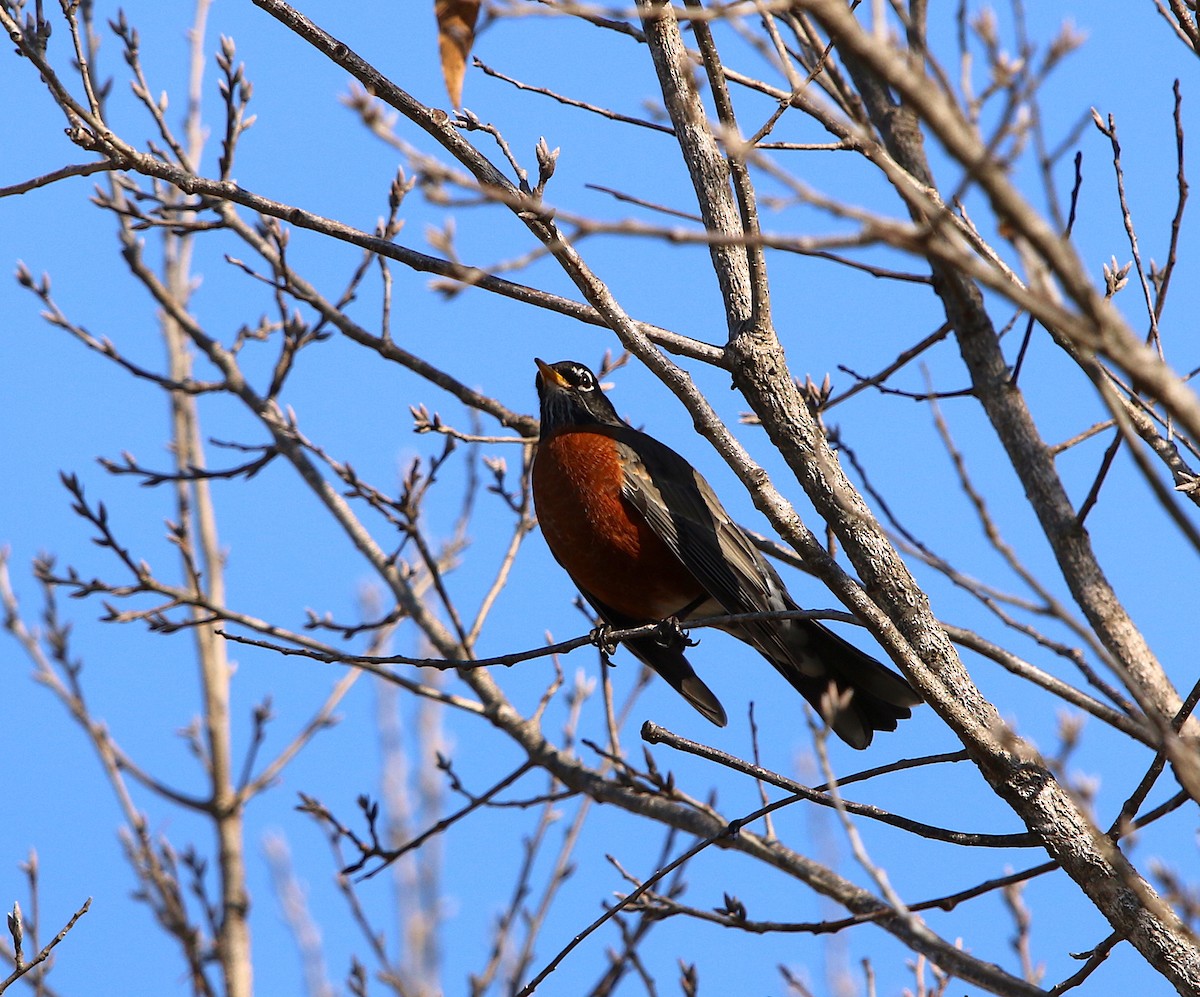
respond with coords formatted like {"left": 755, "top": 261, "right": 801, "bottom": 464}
{"left": 609, "top": 427, "right": 801, "bottom": 665}
{"left": 607, "top": 425, "right": 920, "bottom": 747}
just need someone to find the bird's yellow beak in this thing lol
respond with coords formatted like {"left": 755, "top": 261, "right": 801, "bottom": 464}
{"left": 534, "top": 358, "right": 570, "bottom": 388}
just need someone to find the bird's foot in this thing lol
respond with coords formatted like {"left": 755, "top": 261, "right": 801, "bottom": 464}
{"left": 654, "top": 616, "right": 699, "bottom": 649}
{"left": 589, "top": 624, "right": 619, "bottom": 657}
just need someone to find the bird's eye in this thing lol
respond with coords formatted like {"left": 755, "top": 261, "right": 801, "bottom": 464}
{"left": 570, "top": 366, "right": 595, "bottom": 390}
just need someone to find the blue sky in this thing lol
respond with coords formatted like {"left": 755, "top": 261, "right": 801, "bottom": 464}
{"left": 2, "top": 1, "right": 1198, "bottom": 994}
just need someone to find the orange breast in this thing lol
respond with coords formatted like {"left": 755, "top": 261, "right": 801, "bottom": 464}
{"left": 533, "top": 429, "right": 705, "bottom": 620}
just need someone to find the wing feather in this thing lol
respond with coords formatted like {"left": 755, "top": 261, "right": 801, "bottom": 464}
{"left": 611, "top": 429, "right": 798, "bottom": 660}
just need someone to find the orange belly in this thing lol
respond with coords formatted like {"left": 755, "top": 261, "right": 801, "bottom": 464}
{"left": 533, "top": 429, "right": 704, "bottom": 620}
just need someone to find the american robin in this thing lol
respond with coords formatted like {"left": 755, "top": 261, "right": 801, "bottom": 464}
{"left": 532, "top": 358, "right": 921, "bottom": 748}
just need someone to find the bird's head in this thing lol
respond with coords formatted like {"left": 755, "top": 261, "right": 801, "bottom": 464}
{"left": 534, "top": 358, "right": 625, "bottom": 436}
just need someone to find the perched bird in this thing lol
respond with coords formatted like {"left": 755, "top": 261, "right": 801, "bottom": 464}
{"left": 531, "top": 358, "right": 920, "bottom": 748}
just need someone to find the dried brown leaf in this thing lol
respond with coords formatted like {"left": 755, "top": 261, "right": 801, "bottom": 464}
{"left": 435, "top": 0, "right": 481, "bottom": 108}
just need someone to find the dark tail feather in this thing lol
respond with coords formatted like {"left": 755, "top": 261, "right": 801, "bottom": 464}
{"left": 624, "top": 631, "right": 729, "bottom": 727}
{"left": 581, "top": 591, "right": 729, "bottom": 726}
{"left": 772, "top": 621, "right": 921, "bottom": 749}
